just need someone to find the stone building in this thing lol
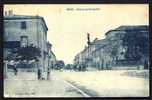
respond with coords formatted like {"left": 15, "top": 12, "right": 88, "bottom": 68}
{"left": 105, "top": 25, "right": 149, "bottom": 67}
{"left": 73, "top": 38, "right": 109, "bottom": 69}
{"left": 92, "top": 25, "right": 149, "bottom": 69}
{"left": 91, "top": 39, "right": 112, "bottom": 70}
{"left": 4, "top": 12, "right": 51, "bottom": 79}
{"left": 47, "top": 42, "right": 57, "bottom": 69}
{"left": 73, "top": 25, "right": 149, "bottom": 70}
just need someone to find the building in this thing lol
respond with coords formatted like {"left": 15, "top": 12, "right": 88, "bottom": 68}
{"left": 73, "top": 25, "right": 149, "bottom": 70}
{"left": 4, "top": 11, "right": 50, "bottom": 79}
{"left": 105, "top": 25, "right": 149, "bottom": 67}
{"left": 73, "top": 38, "right": 109, "bottom": 70}
{"left": 92, "top": 39, "right": 112, "bottom": 70}
{"left": 47, "top": 42, "right": 57, "bottom": 69}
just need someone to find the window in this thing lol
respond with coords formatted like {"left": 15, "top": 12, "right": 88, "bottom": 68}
{"left": 21, "top": 21, "right": 26, "bottom": 29}
{"left": 20, "top": 36, "right": 28, "bottom": 47}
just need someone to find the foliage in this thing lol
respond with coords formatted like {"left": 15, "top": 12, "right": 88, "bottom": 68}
{"left": 11, "top": 44, "right": 41, "bottom": 61}
{"left": 65, "top": 64, "right": 73, "bottom": 70}
{"left": 110, "top": 46, "right": 118, "bottom": 59}
{"left": 55, "top": 60, "right": 65, "bottom": 70}
{"left": 105, "top": 39, "right": 119, "bottom": 61}
{"left": 122, "top": 30, "right": 149, "bottom": 60}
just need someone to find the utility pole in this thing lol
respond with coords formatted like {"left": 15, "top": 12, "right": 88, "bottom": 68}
{"left": 87, "top": 33, "right": 91, "bottom": 46}
{"left": 87, "top": 33, "right": 91, "bottom": 68}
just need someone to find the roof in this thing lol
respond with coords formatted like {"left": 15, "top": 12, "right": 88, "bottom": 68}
{"left": 92, "top": 46, "right": 105, "bottom": 54}
{"left": 105, "top": 25, "right": 148, "bottom": 35}
{"left": 91, "top": 39, "right": 108, "bottom": 45}
{"left": 78, "top": 39, "right": 108, "bottom": 54}
{"left": 4, "top": 15, "right": 48, "bottom": 31}
{"left": 116, "top": 25, "right": 148, "bottom": 31}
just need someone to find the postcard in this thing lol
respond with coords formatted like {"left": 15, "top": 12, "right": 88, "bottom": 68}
{"left": 3, "top": 4, "right": 149, "bottom": 97}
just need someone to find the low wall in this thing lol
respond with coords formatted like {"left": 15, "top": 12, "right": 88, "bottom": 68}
{"left": 111, "top": 66, "right": 144, "bottom": 70}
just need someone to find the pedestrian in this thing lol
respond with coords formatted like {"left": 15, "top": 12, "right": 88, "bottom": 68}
{"left": 38, "top": 68, "right": 41, "bottom": 79}
{"left": 82, "top": 64, "right": 85, "bottom": 71}
{"left": 13, "top": 61, "right": 18, "bottom": 75}
{"left": 47, "top": 67, "right": 50, "bottom": 80}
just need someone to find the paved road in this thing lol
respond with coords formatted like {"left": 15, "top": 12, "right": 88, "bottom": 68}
{"left": 52, "top": 70, "right": 149, "bottom": 97}
{"left": 4, "top": 70, "right": 149, "bottom": 97}
{"left": 4, "top": 71, "right": 88, "bottom": 97}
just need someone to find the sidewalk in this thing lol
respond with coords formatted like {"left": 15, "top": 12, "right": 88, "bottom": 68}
{"left": 4, "top": 71, "right": 83, "bottom": 97}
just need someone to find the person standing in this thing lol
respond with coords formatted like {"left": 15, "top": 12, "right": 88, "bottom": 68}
{"left": 13, "top": 60, "right": 18, "bottom": 75}
{"left": 47, "top": 67, "right": 50, "bottom": 80}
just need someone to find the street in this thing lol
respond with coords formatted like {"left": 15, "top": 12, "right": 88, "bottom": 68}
{"left": 4, "top": 71, "right": 85, "bottom": 97}
{"left": 53, "top": 70, "right": 149, "bottom": 97}
{"left": 4, "top": 69, "right": 149, "bottom": 97}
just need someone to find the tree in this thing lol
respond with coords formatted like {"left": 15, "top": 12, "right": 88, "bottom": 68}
{"left": 6, "top": 44, "right": 41, "bottom": 62}
{"left": 110, "top": 46, "right": 118, "bottom": 62}
{"left": 122, "top": 30, "right": 149, "bottom": 61}
{"left": 65, "top": 64, "right": 71, "bottom": 70}
{"left": 55, "top": 60, "right": 65, "bottom": 70}
{"left": 105, "top": 38, "right": 120, "bottom": 66}
{"left": 5, "top": 44, "right": 42, "bottom": 78}
{"left": 15, "top": 44, "right": 41, "bottom": 61}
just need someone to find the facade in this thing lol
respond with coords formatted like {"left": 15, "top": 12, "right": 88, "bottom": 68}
{"left": 105, "top": 25, "right": 149, "bottom": 67}
{"left": 73, "top": 38, "right": 109, "bottom": 69}
{"left": 4, "top": 13, "right": 50, "bottom": 79}
{"left": 73, "top": 25, "right": 149, "bottom": 70}
{"left": 92, "top": 40, "right": 112, "bottom": 70}
{"left": 49, "top": 51, "right": 57, "bottom": 69}
{"left": 47, "top": 42, "right": 57, "bottom": 69}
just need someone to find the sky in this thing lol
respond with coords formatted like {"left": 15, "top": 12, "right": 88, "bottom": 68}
{"left": 4, "top": 4, "right": 149, "bottom": 64}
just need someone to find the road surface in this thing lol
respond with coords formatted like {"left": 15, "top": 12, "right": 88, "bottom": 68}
{"left": 52, "top": 70, "right": 149, "bottom": 97}
{"left": 4, "top": 71, "right": 88, "bottom": 97}
{"left": 4, "top": 69, "right": 149, "bottom": 97}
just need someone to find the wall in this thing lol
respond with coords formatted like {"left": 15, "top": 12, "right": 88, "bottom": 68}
{"left": 4, "top": 17, "right": 49, "bottom": 78}
{"left": 4, "top": 19, "right": 38, "bottom": 46}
